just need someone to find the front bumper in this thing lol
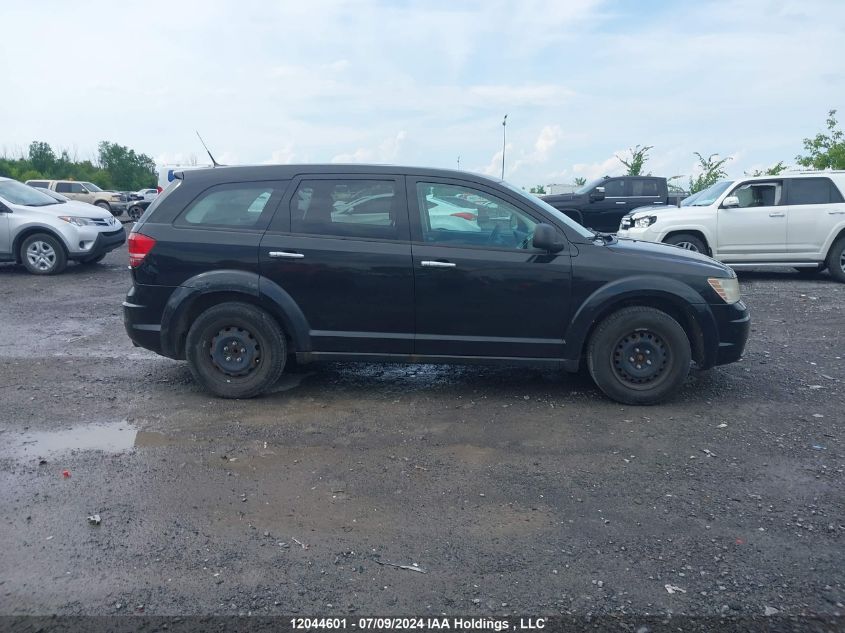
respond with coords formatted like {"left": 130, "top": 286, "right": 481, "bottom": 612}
{"left": 616, "top": 226, "right": 660, "bottom": 242}
{"left": 710, "top": 300, "right": 750, "bottom": 366}
{"left": 69, "top": 227, "right": 126, "bottom": 261}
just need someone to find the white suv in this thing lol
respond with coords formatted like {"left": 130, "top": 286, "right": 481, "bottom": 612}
{"left": 617, "top": 172, "right": 845, "bottom": 282}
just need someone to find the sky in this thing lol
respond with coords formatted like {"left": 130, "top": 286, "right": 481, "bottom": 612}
{"left": 1, "top": 0, "right": 843, "bottom": 188}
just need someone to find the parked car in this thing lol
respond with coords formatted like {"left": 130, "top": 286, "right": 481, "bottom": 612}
{"left": 541, "top": 176, "right": 686, "bottom": 232}
{"left": 127, "top": 199, "right": 152, "bottom": 222}
{"left": 123, "top": 165, "right": 749, "bottom": 405}
{"left": 130, "top": 188, "right": 159, "bottom": 202}
{"left": 617, "top": 172, "right": 845, "bottom": 282}
{"left": 0, "top": 178, "right": 126, "bottom": 274}
{"left": 25, "top": 179, "right": 129, "bottom": 217}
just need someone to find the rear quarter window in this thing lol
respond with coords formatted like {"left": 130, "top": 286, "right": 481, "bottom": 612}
{"left": 175, "top": 182, "right": 282, "bottom": 229}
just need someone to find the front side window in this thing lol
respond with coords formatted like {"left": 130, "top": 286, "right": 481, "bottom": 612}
{"left": 416, "top": 182, "right": 539, "bottom": 249}
{"left": 786, "top": 178, "right": 834, "bottom": 205}
{"left": 631, "top": 179, "right": 659, "bottom": 196}
{"left": 181, "top": 183, "right": 276, "bottom": 227}
{"left": 291, "top": 180, "right": 400, "bottom": 240}
{"left": 601, "top": 179, "right": 626, "bottom": 197}
{"left": 82, "top": 182, "right": 102, "bottom": 192}
{"left": 729, "top": 181, "right": 782, "bottom": 208}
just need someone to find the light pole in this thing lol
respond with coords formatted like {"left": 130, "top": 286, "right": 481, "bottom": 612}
{"left": 501, "top": 114, "right": 508, "bottom": 180}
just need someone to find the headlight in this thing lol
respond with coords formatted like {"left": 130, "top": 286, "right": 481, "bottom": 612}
{"left": 58, "top": 216, "right": 97, "bottom": 227}
{"left": 634, "top": 215, "right": 657, "bottom": 228}
{"left": 708, "top": 277, "right": 741, "bottom": 304}
{"left": 110, "top": 194, "right": 122, "bottom": 201}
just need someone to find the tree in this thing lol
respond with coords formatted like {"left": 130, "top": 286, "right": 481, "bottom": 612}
{"left": 616, "top": 144, "right": 653, "bottom": 176}
{"left": 688, "top": 152, "right": 731, "bottom": 193}
{"left": 573, "top": 176, "right": 587, "bottom": 186}
{"left": 747, "top": 161, "right": 788, "bottom": 177}
{"left": 97, "top": 141, "right": 157, "bottom": 190}
{"left": 529, "top": 185, "right": 546, "bottom": 194}
{"left": 796, "top": 109, "right": 845, "bottom": 170}
{"left": 28, "top": 141, "right": 56, "bottom": 174}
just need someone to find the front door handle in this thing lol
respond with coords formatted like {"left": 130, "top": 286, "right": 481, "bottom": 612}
{"left": 421, "top": 260, "right": 456, "bottom": 268}
{"left": 268, "top": 251, "right": 304, "bottom": 259}
{"left": 615, "top": 201, "right": 627, "bottom": 205}
{"left": 768, "top": 212, "right": 785, "bottom": 217}
{"left": 829, "top": 210, "right": 845, "bottom": 215}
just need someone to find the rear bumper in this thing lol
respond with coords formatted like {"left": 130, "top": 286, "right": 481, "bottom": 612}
{"left": 123, "top": 283, "right": 174, "bottom": 355}
{"left": 710, "top": 300, "right": 750, "bottom": 366}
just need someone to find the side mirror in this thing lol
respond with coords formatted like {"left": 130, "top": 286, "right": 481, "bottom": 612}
{"left": 79, "top": 187, "right": 90, "bottom": 194}
{"left": 532, "top": 223, "right": 565, "bottom": 253}
{"left": 590, "top": 186, "right": 606, "bottom": 202}
{"left": 722, "top": 195, "right": 739, "bottom": 208}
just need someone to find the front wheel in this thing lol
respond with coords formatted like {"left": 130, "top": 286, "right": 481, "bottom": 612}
{"left": 587, "top": 306, "right": 691, "bottom": 405}
{"left": 826, "top": 236, "right": 845, "bottom": 283}
{"left": 20, "top": 233, "right": 68, "bottom": 275}
{"left": 128, "top": 205, "right": 144, "bottom": 221}
{"left": 185, "top": 302, "right": 287, "bottom": 398}
{"left": 664, "top": 233, "right": 707, "bottom": 254}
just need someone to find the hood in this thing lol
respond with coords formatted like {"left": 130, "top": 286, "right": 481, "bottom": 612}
{"left": 609, "top": 236, "right": 731, "bottom": 275}
{"left": 11, "top": 198, "right": 116, "bottom": 221}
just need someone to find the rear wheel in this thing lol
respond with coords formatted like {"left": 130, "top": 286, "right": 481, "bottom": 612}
{"left": 587, "top": 306, "right": 691, "bottom": 405}
{"left": 664, "top": 233, "right": 707, "bottom": 254}
{"left": 20, "top": 233, "right": 67, "bottom": 275}
{"left": 826, "top": 236, "right": 845, "bottom": 283}
{"left": 185, "top": 302, "right": 286, "bottom": 398}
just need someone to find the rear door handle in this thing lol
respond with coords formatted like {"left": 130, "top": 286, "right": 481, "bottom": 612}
{"left": 769, "top": 212, "right": 785, "bottom": 217}
{"left": 268, "top": 251, "right": 304, "bottom": 259}
{"left": 421, "top": 260, "right": 456, "bottom": 268}
{"left": 615, "top": 201, "right": 627, "bottom": 205}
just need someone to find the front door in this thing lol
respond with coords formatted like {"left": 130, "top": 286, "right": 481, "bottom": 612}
{"left": 408, "top": 177, "right": 572, "bottom": 359}
{"left": 259, "top": 175, "right": 414, "bottom": 354}
{"left": 0, "top": 204, "right": 10, "bottom": 256}
{"left": 582, "top": 178, "right": 628, "bottom": 232}
{"left": 717, "top": 179, "right": 786, "bottom": 260}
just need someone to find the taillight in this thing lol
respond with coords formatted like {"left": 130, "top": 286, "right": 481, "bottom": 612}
{"left": 128, "top": 232, "right": 156, "bottom": 268}
{"left": 450, "top": 212, "right": 477, "bottom": 221}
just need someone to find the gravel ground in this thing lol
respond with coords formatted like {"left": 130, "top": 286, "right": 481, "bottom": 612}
{"left": 0, "top": 242, "right": 843, "bottom": 622}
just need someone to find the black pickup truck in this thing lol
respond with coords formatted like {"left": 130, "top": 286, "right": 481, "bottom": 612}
{"left": 541, "top": 176, "right": 686, "bottom": 233}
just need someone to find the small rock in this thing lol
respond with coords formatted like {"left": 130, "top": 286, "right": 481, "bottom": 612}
{"left": 764, "top": 606, "right": 779, "bottom": 616}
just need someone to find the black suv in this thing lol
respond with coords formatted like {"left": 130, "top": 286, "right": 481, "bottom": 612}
{"left": 123, "top": 165, "right": 750, "bottom": 405}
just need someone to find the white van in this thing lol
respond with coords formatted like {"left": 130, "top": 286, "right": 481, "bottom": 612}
{"left": 617, "top": 172, "right": 845, "bottom": 282}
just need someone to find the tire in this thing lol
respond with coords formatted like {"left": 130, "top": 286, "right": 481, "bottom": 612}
{"left": 20, "top": 233, "right": 68, "bottom": 275}
{"left": 128, "top": 205, "right": 144, "bottom": 221}
{"left": 826, "top": 236, "right": 845, "bottom": 283}
{"left": 586, "top": 306, "right": 691, "bottom": 405}
{"left": 795, "top": 264, "right": 825, "bottom": 275}
{"left": 185, "top": 302, "right": 287, "bottom": 398}
{"left": 664, "top": 233, "right": 707, "bottom": 254}
{"left": 95, "top": 201, "right": 114, "bottom": 216}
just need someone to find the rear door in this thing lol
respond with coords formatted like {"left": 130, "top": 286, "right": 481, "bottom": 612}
{"left": 783, "top": 177, "right": 845, "bottom": 257}
{"left": 408, "top": 177, "right": 571, "bottom": 359}
{"left": 630, "top": 177, "right": 665, "bottom": 208}
{"left": 716, "top": 179, "right": 787, "bottom": 260}
{"left": 582, "top": 178, "right": 628, "bottom": 232}
{"left": 259, "top": 174, "right": 414, "bottom": 354}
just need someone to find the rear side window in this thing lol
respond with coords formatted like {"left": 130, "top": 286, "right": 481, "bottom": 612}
{"left": 291, "top": 179, "right": 402, "bottom": 240}
{"left": 786, "top": 177, "right": 839, "bottom": 205}
{"left": 28, "top": 181, "right": 48, "bottom": 189}
{"left": 631, "top": 179, "right": 659, "bottom": 196}
{"left": 179, "top": 183, "right": 278, "bottom": 228}
{"left": 55, "top": 182, "right": 71, "bottom": 193}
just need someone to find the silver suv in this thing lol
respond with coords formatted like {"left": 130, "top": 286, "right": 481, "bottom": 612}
{"left": 0, "top": 178, "right": 126, "bottom": 275}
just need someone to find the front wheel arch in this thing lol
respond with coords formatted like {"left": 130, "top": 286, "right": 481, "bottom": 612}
{"left": 663, "top": 230, "right": 711, "bottom": 256}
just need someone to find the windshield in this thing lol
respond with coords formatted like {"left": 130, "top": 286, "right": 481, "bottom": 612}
{"left": 0, "top": 180, "right": 61, "bottom": 206}
{"left": 574, "top": 178, "right": 605, "bottom": 195}
{"left": 500, "top": 181, "right": 595, "bottom": 239}
{"left": 40, "top": 189, "right": 68, "bottom": 203}
{"left": 82, "top": 182, "right": 103, "bottom": 192}
{"left": 679, "top": 191, "right": 701, "bottom": 206}
{"left": 689, "top": 180, "right": 733, "bottom": 206}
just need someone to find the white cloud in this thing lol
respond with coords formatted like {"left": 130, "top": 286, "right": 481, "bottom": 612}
{"left": 331, "top": 131, "right": 407, "bottom": 164}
